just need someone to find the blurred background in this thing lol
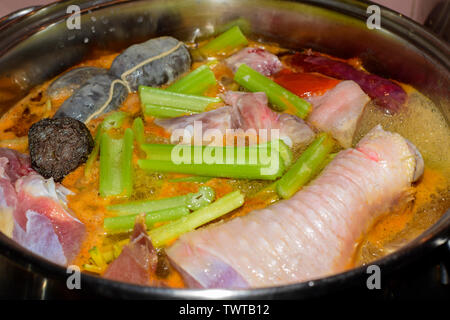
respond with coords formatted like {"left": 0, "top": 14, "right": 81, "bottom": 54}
{"left": 374, "top": 0, "right": 443, "bottom": 24}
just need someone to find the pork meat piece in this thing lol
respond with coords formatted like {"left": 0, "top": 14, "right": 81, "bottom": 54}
{"left": 225, "top": 47, "right": 282, "bottom": 76}
{"left": 12, "top": 174, "right": 85, "bottom": 265}
{"left": 307, "top": 80, "right": 370, "bottom": 148}
{"left": 104, "top": 216, "right": 158, "bottom": 285}
{"left": 0, "top": 148, "right": 32, "bottom": 237}
{"left": 156, "top": 92, "right": 315, "bottom": 147}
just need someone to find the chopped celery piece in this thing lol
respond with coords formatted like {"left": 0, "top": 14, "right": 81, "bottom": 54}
{"left": 99, "top": 133, "right": 124, "bottom": 197}
{"left": 107, "top": 186, "right": 215, "bottom": 215}
{"left": 132, "top": 117, "right": 145, "bottom": 145}
{"left": 141, "top": 143, "right": 174, "bottom": 161}
{"left": 234, "top": 64, "right": 311, "bottom": 118}
{"left": 102, "top": 111, "right": 128, "bottom": 130}
{"left": 149, "top": 190, "right": 244, "bottom": 247}
{"left": 216, "top": 18, "right": 251, "bottom": 35}
{"left": 274, "top": 140, "right": 293, "bottom": 168}
{"left": 99, "top": 128, "right": 134, "bottom": 197}
{"left": 199, "top": 26, "right": 248, "bottom": 56}
{"left": 141, "top": 140, "right": 291, "bottom": 165}
{"left": 167, "top": 64, "right": 217, "bottom": 95}
{"left": 143, "top": 104, "right": 197, "bottom": 118}
{"left": 138, "top": 159, "right": 284, "bottom": 180}
{"left": 317, "top": 152, "right": 338, "bottom": 173}
{"left": 276, "top": 133, "right": 335, "bottom": 199}
{"left": 88, "top": 246, "right": 106, "bottom": 268}
{"left": 85, "top": 111, "right": 129, "bottom": 177}
{"left": 83, "top": 264, "right": 103, "bottom": 274}
{"left": 104, "top": 206, "right": 190, "bottom": 234}
{"left": 84, "top": 124, "right": 102, "bottom": 177}
{"left": 139, "top": 86, "right": 220, "bottom": 113}
{"left": 139, "top": 140, "right": 291, "bottom": 180}
{"left": 122, "top": 128, "right": 134, "bottom": 196}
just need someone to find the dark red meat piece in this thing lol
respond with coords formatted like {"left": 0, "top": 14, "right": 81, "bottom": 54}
{"left": 104, "top": 216, "right": 159, "bottom": 285}
{"left": 287, "top": 53, "right": 407, "bottom": 114}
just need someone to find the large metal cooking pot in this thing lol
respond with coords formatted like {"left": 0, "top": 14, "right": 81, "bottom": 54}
{"left": 0, "top": 0, "right": 448, "bottom": 299}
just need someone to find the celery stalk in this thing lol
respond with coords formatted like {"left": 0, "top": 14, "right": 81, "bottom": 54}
{"left": 139, "top": 141, "right": 290, "bottom": 180}
{"left": 104, "top": 206, "right": 190, "bottom": 234}
{"left": 167, "top": 65, "right": 217, "bottom": 95}
{"left": 122, "top": 128, "right": 134, "bottom": 196}
{"left": 99, "top": 128, "right": 134, "bottom": 197}
{"left": 102, "top": 111, "right": 128, "bottom": 130}
{"left": 85, "top": 112, "right": 129, "bottom": 177}
{"left": 84, "top": 124, "right": 102, "bottom": 177}
{"left": 107, "top": 186, "right": 215, "bottom": 215}
{"left": 138, "top": 159, "right": 285, "bottom": 180}
{"left": 216, "top": 18, "right": 251, "bottom": 35}
{"left": 149, "top": 190, "right": 244, "bottom": 247}
{"left": 132, "top": 117, "right": 145, "bottom": 145}
{"left": 139, "top": 86, "right": 220, "bottom": 113}
{"left": 99, "top": 133, "right": 124, "bottom": 197}
{"left": 141, "top": 140, "right": 292, "bottom": 167}
{"left": 199, "top": 26, "right": 248, "bottom": 56}
{"left": 142, "top": 104, "right": 197, "bottom": 118}
{"left": 234, "top": 64, "right": 311, "bottom": 118}
{"left": 276, "top": 133, "right": 335, "bottom": 199}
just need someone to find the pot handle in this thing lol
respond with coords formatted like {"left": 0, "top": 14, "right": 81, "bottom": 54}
{"left": 0, "top": 6, "right": 42, "bottom": 30}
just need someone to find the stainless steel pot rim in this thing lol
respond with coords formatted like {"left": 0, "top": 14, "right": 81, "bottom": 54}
{"left": 0, "top": 0, "right": 448, "bottom": 298}
{"left": 0, "top": 0, "right": 448, "bottom": 62}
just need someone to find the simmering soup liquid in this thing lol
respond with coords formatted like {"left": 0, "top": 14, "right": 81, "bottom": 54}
{"left": 354, "top": 89, "right": 450, "bottom": 264}
{"left": 0, "top": 44, "right": 449, "bottom": 285}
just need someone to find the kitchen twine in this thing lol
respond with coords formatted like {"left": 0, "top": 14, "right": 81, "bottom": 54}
{"left": 85, "top": 38, "right": 184, "bottom": 123}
